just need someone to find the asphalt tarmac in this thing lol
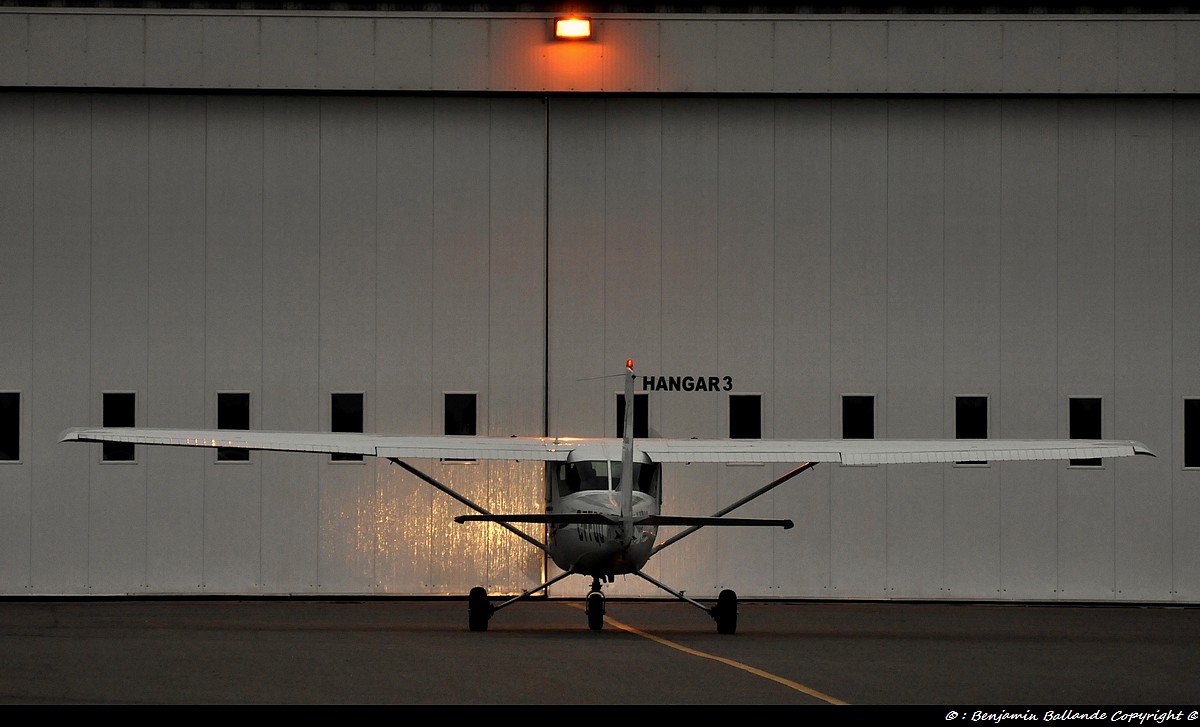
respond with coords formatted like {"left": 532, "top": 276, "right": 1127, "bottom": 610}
{"left": 1, "top": 597, "right": 1198, "bottom": 708}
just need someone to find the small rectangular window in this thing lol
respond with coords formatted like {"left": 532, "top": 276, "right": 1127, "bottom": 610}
{"left": 102, "top": 392, "right": 135, "bottom": 462}
{"left": 217, "top": 392, "right": 250, "bottom": 462}
{"left": 331, "top": 392, "right": 364, "bottom": 462}
{"left": 445, "top": 393, "right": 477, "bottom": 436}
{"left": 955, "top": 395, "right": 988, "bottom": 465}
{"left": 1069, "top": 396, "right": 1102, "bottom": 467}
{"left": 0, "top": 392, "right": 18, "bottom": 462}
{"left": 443, "top": 393, "right": 478, "bottom": 463}
{"left": 842, "top": 395, "right": 874, "bottom": 440}
{"left": 616, "top": 393, "right": 648, "bottom": 439}
{"left": 1186, "top": 399, "right": 1199, "bottom": 469}
{"left": 729, "top": 394, "right": 761, "bottom": 439}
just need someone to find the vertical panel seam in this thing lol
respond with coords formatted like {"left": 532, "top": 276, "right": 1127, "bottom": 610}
{"left": 543, "top": 96, "right": 550, "bottom": 440}
{"left": 315, "top": 95, "right": 322, "bottom": 592}
{"left": 826, "top": 98, "right": 833, "bottom": 594}
{"left": 714, "top": 98, "right": 721, "bottom": 580}
{"left": 259, "top": 95, "right": 265, "bottom": 593}
{"left": 884, "top": 98, "right": 889, "bottom": 596}
{"left": 998, "top": 100, "right": 1004, "bottom": 596}
{"left": 28, "top": 92, "right": 35, "bottom": 593}
{"left": 427, "top": 97, "right": 434, "bottom": 590}
{"left": 87, "top": 92, "right": 94, "bottom": 594}
{"left": 1169, "top": 98, "right": 1175, "bottom": 599}
{"left": 486, "top": 97, "right": 492, "bottom": 588}
{"left": 658, "top": 98, "right": 663, "bottom": 442}
{"left": 144, "top": 95, "right": 151, "bottom": 591}
{"left": 941, "top": 99, "right": 947, "bottom": 597}
{"left": 373, "top": 96, "right": 380, "bottom": 594}
{"left": 202, "top": 94, "right": 208, "bottom": 591}
{"left": 770, "top": 98, "right": 777, "bottom": 590}
{"left": 1111, "top": 100, "right": 1117, "bottom": 597}
{"left": 542, "top": 95, "right": 550, "bottom": 593}
{"left": 1054, "top": 98, "right": 1061, "bottom": 599}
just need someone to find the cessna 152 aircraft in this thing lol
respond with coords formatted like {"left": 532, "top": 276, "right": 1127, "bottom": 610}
{"left": 61, "top": 360, "right": 1153, "bottom": 634}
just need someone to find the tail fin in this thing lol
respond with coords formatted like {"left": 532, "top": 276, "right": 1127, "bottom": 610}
{"left": 619, "top": 359, "right": 636, "bottom": 541}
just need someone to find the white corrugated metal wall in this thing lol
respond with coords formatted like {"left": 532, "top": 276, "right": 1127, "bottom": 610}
{"left": 545, "top": 96, "right": 1196, "bottom": 602}
{"left": 0, "top": 8, "right": 1197, "bottom": 601}
{"left": 0, "top": 93, "right": 549, "bottom": 595}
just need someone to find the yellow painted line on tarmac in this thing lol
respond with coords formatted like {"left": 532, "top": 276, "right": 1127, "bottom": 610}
{"left": 565, "top": 602, "right": 848, "bottom": 705}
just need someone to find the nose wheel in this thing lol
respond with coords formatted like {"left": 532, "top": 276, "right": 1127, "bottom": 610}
{"left": 586, "top": 577, "right": 606, "bottom": 631}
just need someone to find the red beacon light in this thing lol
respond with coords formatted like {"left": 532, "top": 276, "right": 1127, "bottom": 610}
{"left": 626, "top": 359, "right": 634, "bottom": 370}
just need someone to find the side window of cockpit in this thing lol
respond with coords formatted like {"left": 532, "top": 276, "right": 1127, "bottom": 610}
{"left": 635, "top": 463, "right": 660, "bottom": 496}
{"left": 557, "top": 463, "right": 582, "bottom": 496}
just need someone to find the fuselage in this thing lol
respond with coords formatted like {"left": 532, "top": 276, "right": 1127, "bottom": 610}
{"left": 544, "top": 446, "right": 662, "bottom": 577}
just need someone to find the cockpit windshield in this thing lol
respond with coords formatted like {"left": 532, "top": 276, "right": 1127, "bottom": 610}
{"left": 556, "top": 461, "right": 660, "bottom": 498}
{"left": 558, "top": 461, "right": 610, "bottom": 495}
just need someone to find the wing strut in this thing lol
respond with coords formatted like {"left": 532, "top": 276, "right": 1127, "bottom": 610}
{"left": 652, "top": 461, "right": 818, "bottom": 554}
{"left": 489, "top": 568, "right": 578, "bottom": 614}
{"left": 387, "top": 457, "right": 550, "bottom": 555}
{"left": 632, "top": 569, "right": 712, "bottom": 612}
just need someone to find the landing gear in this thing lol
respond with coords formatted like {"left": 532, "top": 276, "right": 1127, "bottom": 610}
{"left": 586, "top": 592, "right": 606, "bottom": 630}
{"left": 586, "top": 576, "right": 606, "bottom": 631}
{"left": 711, "top": 588, "right": 738, "bottom": 635}
{"left": 468, "top": 586, "right": 494, "bottom": 632}
{"left": 632, "top": 570, "right": 741, "bottom": 635}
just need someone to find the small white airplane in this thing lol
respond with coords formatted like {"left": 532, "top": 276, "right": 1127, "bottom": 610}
{"left": 61, "top": 360, "right": 1154, "bottom": 634}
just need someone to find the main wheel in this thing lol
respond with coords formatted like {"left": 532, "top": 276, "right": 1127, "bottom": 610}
{"left": 586, "top": 591, "right": 605, "bottom": 631}
{"left": 468, "top": 586, "right": 493, "bottom": 632}
{"left": 713, "top": 588, "right": 738, "bottom": 635}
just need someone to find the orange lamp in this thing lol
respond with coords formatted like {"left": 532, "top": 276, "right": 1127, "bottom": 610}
{"left": 554, "top": 16, "right": 592, "bottom": 40}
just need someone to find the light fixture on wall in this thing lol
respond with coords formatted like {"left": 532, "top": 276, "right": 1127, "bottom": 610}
{"left": 553, "top": 15, "right": 592, "bottom": 40}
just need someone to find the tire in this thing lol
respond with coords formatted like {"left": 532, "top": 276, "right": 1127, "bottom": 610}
{"left": 586, "top": 591, "right": 605, "bottom": 631}
{"left": 468, "top": 586, "right": 492, "bottom": 632}
{"left": 714, "top": 588, "right": 738, "bottom": 635}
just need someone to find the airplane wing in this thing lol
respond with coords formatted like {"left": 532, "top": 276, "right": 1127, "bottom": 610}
{"left": 637, "top": 438, "right": 1155, "bottom": 465}
{"left": 61, "top": 427, "right": 1153, "bottom": 464}
{"left": 58, "top": 427, "right": 583, "bottom": 461}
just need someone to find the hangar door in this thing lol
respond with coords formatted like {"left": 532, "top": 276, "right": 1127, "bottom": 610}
{"left": 0, "top": 93, "right": 549, "bottom": 596}
{"left": 543, "top": 95, "right": 1189, "bottom": 604}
